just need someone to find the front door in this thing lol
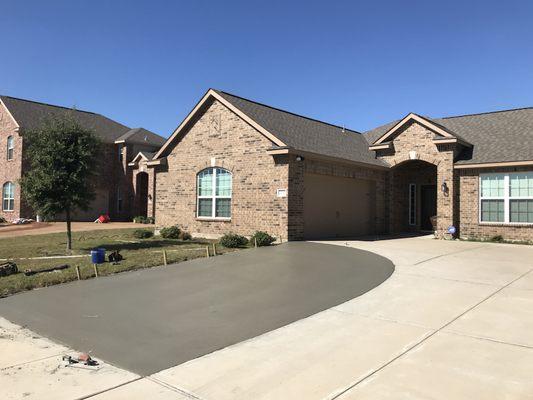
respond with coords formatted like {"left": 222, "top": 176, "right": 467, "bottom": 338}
{"left": 420, "top": 185, "right": 437, "bottom": 231}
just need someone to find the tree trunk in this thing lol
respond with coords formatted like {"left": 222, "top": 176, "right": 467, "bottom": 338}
{"left": 66, "top": 207, "right": 72, "bottom": 253}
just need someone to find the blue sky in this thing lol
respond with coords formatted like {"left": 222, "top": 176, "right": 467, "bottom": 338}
{"left": 2, "top": 0, "right": 533, "bottom": 137}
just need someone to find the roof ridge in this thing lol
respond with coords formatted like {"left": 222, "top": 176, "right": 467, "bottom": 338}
{"left": 438, "top": 106, "right": 533, "bottom": 120}
{"left": 215, "top": 89, "right": 362, "bottom": 134}
{"left": 0, "top": 94, "right": 98, "bottom": 115}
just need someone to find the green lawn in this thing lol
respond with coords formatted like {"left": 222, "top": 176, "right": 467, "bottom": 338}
{"left": 0, "top": 228, "right": 243, "bottom": 297}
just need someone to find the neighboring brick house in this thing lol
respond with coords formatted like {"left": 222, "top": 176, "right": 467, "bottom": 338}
{"left": 0, "top": 95, "right": 165, "bottom": 222}
{"left": 151, "top": 89, "right": 533, "bottom": 242}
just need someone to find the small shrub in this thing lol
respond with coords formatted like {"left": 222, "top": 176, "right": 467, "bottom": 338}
{"left": 146, "top": 217, "right": 155, "bottom": 224}
{"left": 133, "top": 229, "right": 153, "bottom": 239}
{"left": 133, "top": 216, "right": 146, "bottom": 224}
{"left": 490, "top": 235, "right": 504, "bottom": 243}
{"left": 160, "top": 225, "right": 181, "bottom": 239}
{"left": 179, "top": 231, "right": 192, "bottom": 241}
{"left": 219, "top": 233, "right": 248, "bottom": 248}
{"left": 251, "top": 231, "right": 276, "bottom": 246}
{"left": 0, "top": 216, "right": 6, "bottom": 223}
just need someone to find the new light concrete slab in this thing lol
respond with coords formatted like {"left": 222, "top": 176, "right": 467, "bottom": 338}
{"left": 510, "top": 268, "right": 533, "bottom": 290}
{"left": 398, "top": 248, "right": 533, "bottom": 286}
{"left": 333, "top": 272, "right": 497, "bottom": 329}
{"left": 0, "top": 317, "right": 68, "bottom": 369}
{"left": 88, "top": 378, "right": 191, "bottom": 399}
{"left": 339, "top": 332, "right": 533, "bottom": 400}
{"left": 444, "top": 286, "right": 533, "bottom": 347}
{"left": 152, "top": 309, "right": 431, "bottom": 400}
{"left": 1, "top": 355, "right": 139, "bottom": 400}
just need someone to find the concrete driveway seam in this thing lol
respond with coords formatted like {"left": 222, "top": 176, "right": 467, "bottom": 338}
{"left": 413, "top": 244, "right": 487, "bottom": 265}
{"left": 440, "top": 329, "right": 533, "bottom": 350}
{"left": 146, "top": 376, "right": 206, "bottom": 400}
{"left": 328, "top": 266, "right": 533, "bottom": 400}
{"left": 75, "top": 377, "right": 144, "bottom": 400}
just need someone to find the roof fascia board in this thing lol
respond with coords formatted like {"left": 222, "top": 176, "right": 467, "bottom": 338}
{"left": 374, "top": 113, "right": 455, "bottom": 145}
{"left": 267, "top": 147, "right": 388, "bottom": 170}
{"left": 147, "top": 157, "right": 167, "bottom": 167}
{"left": 369, "top": 143, "right": 392, "bottom": 151}
{"left": 153, "top": 89, "right": 286, "bottom": 160}
{"left": 0, "top": 99, "right": 21, "bottom": 130}
{"left": 454, "top": 160, "right": 533, "bottom": 169}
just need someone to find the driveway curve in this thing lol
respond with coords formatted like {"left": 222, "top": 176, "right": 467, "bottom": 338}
{"left": 0, "top": 241, "right": 393, "bottom": 375}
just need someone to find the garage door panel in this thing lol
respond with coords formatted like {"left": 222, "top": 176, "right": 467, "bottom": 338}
{"left": 303, "top": 173, "right": 375, "bottom": 239}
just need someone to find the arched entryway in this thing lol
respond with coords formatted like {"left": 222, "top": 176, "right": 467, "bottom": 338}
{"left": 390, "top": 160, "right": 437, "bottom": 233}
{"left": 135, "top": 172, "right": 149, "bottom": 218}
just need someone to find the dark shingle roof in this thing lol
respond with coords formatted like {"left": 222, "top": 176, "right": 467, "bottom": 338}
{"left": 116, "top": 128, "right": 165, "bottom": 146}
{"left": 0, "top": 95, "right": 163, "bottom": 145}
{"left": 215, "top": 90, "right": 386, "bottom": 167}
{"left": 363, "top": 108, "right": 533, "bottom": 164}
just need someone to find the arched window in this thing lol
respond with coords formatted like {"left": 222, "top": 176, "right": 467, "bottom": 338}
{"left": 6, "top": 136, "right": 14, "bottom": 160}
{"left": 2, "top": 182, "right": 15, "bottom": 211}
{"left": 197, "top": 168, "right": 232, "bottom": 219}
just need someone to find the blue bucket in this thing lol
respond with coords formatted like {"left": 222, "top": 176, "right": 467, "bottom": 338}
{"left": 91, "top": 248, "right": 106, "bottom": 264}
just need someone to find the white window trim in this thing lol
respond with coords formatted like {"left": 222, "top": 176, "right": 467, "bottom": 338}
{"left": 479, "top": 172, "right": 533, "bottom": 225}
{"left": 408, "top": 183, "right": 416, "bottom": 226}
{"left": 197, "top": 168, "right": 232, "bottom": 220}
{"left": 6, "top": 136, "right": 14, "bottom": 161}
{"left": 2, "top": 182, "right": 15, "bottom": 212}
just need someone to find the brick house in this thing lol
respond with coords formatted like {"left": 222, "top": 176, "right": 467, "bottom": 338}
{"left": 0, "top": 95, "right": 165, "bottom": 222}
{"left": 150, "top": 89, "right": 533, "bottom": 242}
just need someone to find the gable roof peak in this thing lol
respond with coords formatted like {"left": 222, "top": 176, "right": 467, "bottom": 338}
{"left": 211, "top": 89, "right": 362, "bottom": 134}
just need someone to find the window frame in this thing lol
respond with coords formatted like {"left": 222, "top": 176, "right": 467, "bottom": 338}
{"left": 408, "top": 183, "right": 416, "bottom": 226}
{"left": 196, "top": 167, "right": 232, "bottom": 220}
{"left": 2, "top": 182, "right": 15, "bottom": 212}
{"left": 6, "top": 135, "right": 14, "bottom": 161}
{"left": 479, "top": 172, "right": 533, "bottom": 225}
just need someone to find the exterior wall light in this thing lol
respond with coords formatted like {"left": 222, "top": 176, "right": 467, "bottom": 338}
{"left": 296, "top": 156, "right": 304, "bottom": 162}
{"left": 441, "top": 180, "right": 449, "bottom": 196}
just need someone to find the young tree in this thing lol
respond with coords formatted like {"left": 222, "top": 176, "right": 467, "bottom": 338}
{"left": 21, "top": 112, "right": 101, "bottom": 252}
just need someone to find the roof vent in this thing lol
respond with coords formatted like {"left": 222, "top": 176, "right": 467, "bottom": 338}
{"left": 341, "top": 125, "right": 345, "bottom": 133}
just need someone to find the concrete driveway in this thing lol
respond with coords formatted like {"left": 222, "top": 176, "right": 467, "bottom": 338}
{"left": 2, "top": 237, "right": 533, "bottom": 399}
{"left": 0, "top": 242, "right": 393, "bottom": 376}
{"left": 144, "top": 236, "right": 533, "bottom": 400}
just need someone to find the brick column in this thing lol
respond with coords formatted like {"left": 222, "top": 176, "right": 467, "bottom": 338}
{"left": 436, "top": 152, "right": 455, "bottom": 237}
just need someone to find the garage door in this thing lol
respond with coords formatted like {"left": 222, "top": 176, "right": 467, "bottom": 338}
{"left": 303, "top": 173, "right": 376, "bottom": 239}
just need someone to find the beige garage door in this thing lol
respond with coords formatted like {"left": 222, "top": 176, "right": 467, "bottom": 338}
{"left": 303, "top": 173, "right": 376, "bottom": 239}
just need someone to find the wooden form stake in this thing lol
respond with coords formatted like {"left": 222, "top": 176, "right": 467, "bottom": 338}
{"left": 75, "top": 265, "right": 81, "bottom": 280}
{"left": 163, "top": 250, "right": 168, "bottom": 265}
{"left": 93, "top": 264, "right": 99, "bottom": 278}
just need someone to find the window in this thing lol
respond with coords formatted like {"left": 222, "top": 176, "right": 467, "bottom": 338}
{"left": 408, "top": 183, "right": 416, "bottom": 226}
{"left": 197, "top": 167, "right": 232, "bottom": 219}
{"left": 6, "top": 136, "right": 14, "bottom": 160}
{"left": 118, "top": 144, "right": 124, "bottom": 162}
{"left": 2, "top": 182, "right": 15, "bottom": 211}
{"left": 117, "top": 187, "right": 123, "bottom": 212}
{"left": 480, "top": 172, "right": 533, "bottom": 224}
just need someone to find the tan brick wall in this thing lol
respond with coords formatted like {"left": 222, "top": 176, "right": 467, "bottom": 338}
{"left": 155, "top": 99, "right": 290, "bottom": 239}
{"left": 458, "top": 167, "right": 533, "bottom": 241}
{"left": 375, "top": 121, "right": 456, "bottom": 237}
